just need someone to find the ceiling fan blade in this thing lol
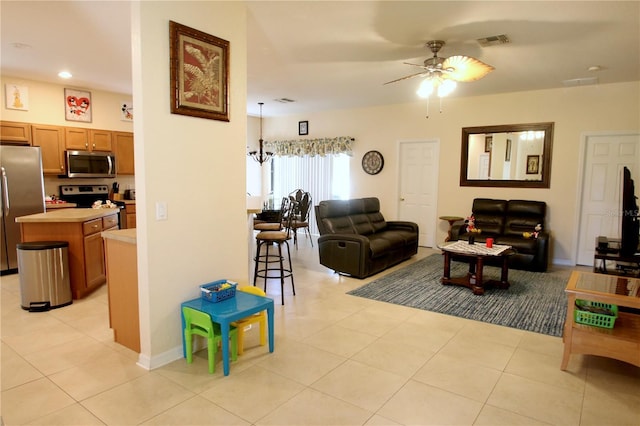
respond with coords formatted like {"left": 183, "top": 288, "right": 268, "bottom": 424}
{"left": 442, "top": 55, "right": 494, "bottom": 82}
{"left": 403, "top": 62, "right": 429, "bottom": 69}
{"left": 383, "top": 71, "right": 428, "bottom": 85}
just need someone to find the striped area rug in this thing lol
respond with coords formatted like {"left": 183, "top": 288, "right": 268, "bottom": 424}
{"left": 347, "top": 254, "right": 569, "bottom": 336}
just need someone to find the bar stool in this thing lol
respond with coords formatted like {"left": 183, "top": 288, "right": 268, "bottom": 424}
{"left": 253, "top": 198, "right": 296, "bottom": 305}
{"left": 254, "top": 197, "right": 287, "bottom": 232}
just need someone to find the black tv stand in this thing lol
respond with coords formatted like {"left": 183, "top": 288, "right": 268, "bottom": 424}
{"left": 594, "top": 237, "right": 640, "bottom": 277}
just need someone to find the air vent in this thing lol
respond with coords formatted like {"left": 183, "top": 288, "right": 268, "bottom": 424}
{"left": 274, "top": 98, "right": 295, "bottom": 103}
{"left": 562, "top": 77, "right": 599, "bottom": 87}
{"left": 477, "top": 34, "right": 510, "bottom": 47}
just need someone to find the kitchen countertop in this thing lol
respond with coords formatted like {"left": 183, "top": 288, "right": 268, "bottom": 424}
{"left": 45, "top": 202, "right": 77, "bottom": 209}
{"left": 102, "top": 228, "right": 136, "bottom": 244}
{"left": 16, "top": 207, "right": 120, "bottom": 223}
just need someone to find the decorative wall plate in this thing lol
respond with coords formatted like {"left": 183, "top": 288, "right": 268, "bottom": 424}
{"left": 362, "top": 150, "right": 384, "bottom": 175}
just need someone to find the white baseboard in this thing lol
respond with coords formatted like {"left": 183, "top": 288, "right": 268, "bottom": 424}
{"left": 137, "top": 345, "right": 183, "bottom": 370}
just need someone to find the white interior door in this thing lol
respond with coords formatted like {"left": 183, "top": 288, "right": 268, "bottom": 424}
{"left": 478, "top": 153, "right": 490, "bottom": 179}
{"left": 398, "top": 140, "right": 439, "bottom": 247}
{"left": 577, "top": 133, "right": 640, "bottom": 265}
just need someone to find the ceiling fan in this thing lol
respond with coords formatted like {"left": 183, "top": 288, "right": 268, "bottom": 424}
{"left": 384, "top": 40, "right": 494, "bottom": 88}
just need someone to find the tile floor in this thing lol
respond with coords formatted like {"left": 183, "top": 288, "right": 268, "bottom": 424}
{"left": 2, "top": 238, "right": 640, "bottom": 425}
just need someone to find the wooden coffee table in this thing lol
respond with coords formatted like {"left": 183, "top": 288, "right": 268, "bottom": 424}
{"left": 439, "top": 241, "right": 514, "bottom": 295}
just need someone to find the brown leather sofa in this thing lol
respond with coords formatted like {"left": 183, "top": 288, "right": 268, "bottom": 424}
{"left": 315, "top": 197, "right": 419, "bottom": 278}
{"left": 450, "top": 198, "right": 550, "bottom": 272}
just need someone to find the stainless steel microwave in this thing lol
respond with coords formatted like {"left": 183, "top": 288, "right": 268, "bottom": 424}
{"left": 66, "top": 150, "right": 116, "bottom": 178}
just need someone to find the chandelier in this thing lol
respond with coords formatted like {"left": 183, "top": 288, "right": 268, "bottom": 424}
{"left": 248, "top": 102, "right": 273, "bottom": 165}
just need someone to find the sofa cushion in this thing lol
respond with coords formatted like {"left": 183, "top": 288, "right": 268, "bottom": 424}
{"left": 368, "top": 212, "right": 388, "bottom": 232}
{"left": 497, "top": 235, "right": 539, "bottom": 255}
{"left": 367, "top": 234, "right": 395, "bottom": 258}
{"left": 504, "top": 200, "right": 546, "bottom": 237}
{"left": 377, "top": 231, "right": 406, "bottom": 249}
{"left": 472, "top": 198, "right": 508, "bottom": 235}
{"left": 318, "top": 199, "right": 350, "bottom": 217}
{"left": 322, "top": 216, "right": 355, "bottom": 234}
{"left": 350, "top": 214, "right": 375, "bottom": 235}
{"left": 347, "top": 198, "right": 366, "bottom": 215}
{"left": 384, "top": 229, "right": 418, "bottom": 246}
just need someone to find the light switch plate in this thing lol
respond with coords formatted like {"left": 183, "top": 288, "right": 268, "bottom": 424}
{"left": 155, "top": 201, "right": 168, "bottom": 220}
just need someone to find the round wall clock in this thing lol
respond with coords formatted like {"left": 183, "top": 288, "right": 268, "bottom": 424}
{"left": 362, "top": 150, "right": 384, "bottom": 175}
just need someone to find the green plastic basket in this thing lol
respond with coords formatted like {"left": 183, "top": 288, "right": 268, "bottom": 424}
{"left": 574, "top": 299, "right": 618, "bottom": 329}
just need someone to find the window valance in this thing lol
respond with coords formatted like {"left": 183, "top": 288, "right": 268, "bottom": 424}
{"left": 265, "top": 136, "right": 353, "bottom": 157}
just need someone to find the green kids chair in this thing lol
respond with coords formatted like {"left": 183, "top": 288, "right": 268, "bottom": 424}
{"left": 182, "top": 306, "right": 238, "bottom": 373}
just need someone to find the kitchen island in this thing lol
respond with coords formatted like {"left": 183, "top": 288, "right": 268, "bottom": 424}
{"left": 17, "top": 208, "right": 120, "bottom": 299}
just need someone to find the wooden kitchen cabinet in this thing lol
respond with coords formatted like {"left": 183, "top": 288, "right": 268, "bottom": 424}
{"left": 84, "top": 227, "right": 106, "bottom": 289}
{"left": 19, "top": 211, "right": 119, "bottom": 299}
{"left": 103, "top": 215, "right": 119, "bottom": 230}
{"left": 84, "top": 216, "right": 118, "bottom": 291}
{"left": 31, "top": 124, "right": 66, "bottom": 174}
{"left": 113, "top": 131, "right": 134, "bottom": 174}
{"left": 65, "top": 127, "right": 89, "bottom": 150}
{"left": 1, "top": 121, "right": 31, "bottom": 145}
{"left": 65, "top": 127, "right": 113, "bottom": 152}
{"left": 125, "top": 203, "right": 136, "bottom": 228}
{"left": 89, "top": 129, "right": 113, "bottom": 151}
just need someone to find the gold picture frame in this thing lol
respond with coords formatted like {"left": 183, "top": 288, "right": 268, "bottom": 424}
{"left": 169, "top": 21, "right": 229, "bottom": 121}
{"left": 484, "top": 135, "right": 493, "bottom": 152}
{"left": 527, "top": 155, "right": 540, "bottom": 174}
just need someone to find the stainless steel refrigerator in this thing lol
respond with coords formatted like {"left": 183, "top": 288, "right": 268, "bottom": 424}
{"left": 1, "top": 145, "right": 46, "bottom": 274}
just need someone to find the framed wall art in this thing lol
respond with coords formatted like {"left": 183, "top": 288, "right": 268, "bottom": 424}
{"left": 64, "top": 88, "right": 92, "bottom": 122}
{"left": 484, "top": 135, "right": 493, "bottom": 152}
{"left": 298, "top": 120, "right": 308, "bottom": 136}
{"left": 121, "top": 101, "right": 133, "bottom": 121}
{"left": 5, "top": 84, "right": 29, "bottom": 110}
{"left": 527, "top": 155, "right": 540, "bottom": 174}
{"left": 169, "top": 20, "right": 229, "bottom": 121}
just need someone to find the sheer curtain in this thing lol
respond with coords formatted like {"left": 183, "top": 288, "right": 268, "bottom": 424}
{"left": 271, "top": 154, "right": 350, "bottom": 235}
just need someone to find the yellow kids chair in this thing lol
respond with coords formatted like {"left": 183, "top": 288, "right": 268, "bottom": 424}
{"left": 182, "top": 306, "right": 238, "bottom": 374}
{"left": 231, "top": 286, "right": 267, "bottom": 355}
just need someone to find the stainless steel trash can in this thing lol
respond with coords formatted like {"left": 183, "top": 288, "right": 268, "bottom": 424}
{"left": 17, "top": 241, "right": 72, "bottom": 311}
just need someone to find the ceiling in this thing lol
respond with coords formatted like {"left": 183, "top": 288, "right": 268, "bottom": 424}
{"left": 2, "top": 1, "right": 638, "bottom": 117}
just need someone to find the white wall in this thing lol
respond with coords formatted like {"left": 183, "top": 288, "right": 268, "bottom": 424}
{"left": 0, "top": 77, "right": 135, "bottom": 195}
{"left": 132, "top": 0, "right": 248, "bottom": 367}
{"left": 246, "top": 114, "right": 264, "bottom": 196}
{"left": 263, "top": 81, "right": 640, "bottom": 266}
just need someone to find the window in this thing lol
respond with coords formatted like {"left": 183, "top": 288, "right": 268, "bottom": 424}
{"left": 271, "top": 154, "right": 350, "bottom": 234}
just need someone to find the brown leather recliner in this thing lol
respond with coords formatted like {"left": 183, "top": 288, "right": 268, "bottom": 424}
{"left": 450, "top": 198, "right": 550, "bottom": 272}
{"left": 315, "top": 197, "right": 419, "bottom": 278}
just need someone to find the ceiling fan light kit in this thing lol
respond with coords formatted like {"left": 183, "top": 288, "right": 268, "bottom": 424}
{"left": 386, "top": 40, "right": 495, "bottom": 118}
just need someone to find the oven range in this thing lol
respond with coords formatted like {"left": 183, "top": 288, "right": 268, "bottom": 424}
{"left": 59, "top": 185, "right": 126, "bottom": 228}
{"left": 59, "top": 184, "right": 110, "bottom": 207}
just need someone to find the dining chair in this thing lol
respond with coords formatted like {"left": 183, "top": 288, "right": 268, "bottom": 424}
{"left": 182, "top": 306, "right": 238, "bottom": 374}
{"left": 254, "top": 196, "right": 287, "bottom": 231}
{"left": 290, "top": 191, "right": 313, "bottom": 248}
{"left": 231, "top": 286, "right": 267, "bottom": 354}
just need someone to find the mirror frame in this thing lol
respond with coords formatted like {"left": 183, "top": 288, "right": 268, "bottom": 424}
{"left": 460, "top": 122, "right": 554, "bottom": 188}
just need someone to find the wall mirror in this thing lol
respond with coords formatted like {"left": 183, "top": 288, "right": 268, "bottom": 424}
{"left": 460, "top": 122, "right": 554, "bottom": 188}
